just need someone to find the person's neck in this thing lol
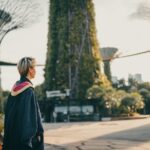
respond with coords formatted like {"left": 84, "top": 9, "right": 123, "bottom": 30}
{"left": 26, "top": 75, "right": 32, "bottom": 81}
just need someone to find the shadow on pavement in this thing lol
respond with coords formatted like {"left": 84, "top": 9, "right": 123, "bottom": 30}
{"left": 44, "top": 122, "right": 150, "bottom": 149}
{"left": 61, "top": 124, "right": 150, "bottom": 150}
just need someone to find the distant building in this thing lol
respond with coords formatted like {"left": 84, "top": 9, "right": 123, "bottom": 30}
{"left": 128, "top": 73, "right": 143, "bottom": 83}
{"left": 134, "top": 74, "right": 143, "bottom": 83}
{"left": 111, "top": 76, "right": 118, "bottom": 84}
{"left": 128, "top": 74, "right": 133, "bottom": 79}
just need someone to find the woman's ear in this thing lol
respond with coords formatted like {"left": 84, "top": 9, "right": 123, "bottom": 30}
{"left": 27, "top": 68, "right": 32, "bottom": 79}
{"left": 28, "top": 68, "right": 32, "bottom": 74}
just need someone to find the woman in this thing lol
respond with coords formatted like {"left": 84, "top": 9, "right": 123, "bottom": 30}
{"left": 3, "top": 57, "right": 44, "bottom": 150}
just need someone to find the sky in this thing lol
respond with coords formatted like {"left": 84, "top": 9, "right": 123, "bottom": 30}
{"left": 95, "top": 0, "right": 150, "bottom": 82}
{"left": 1, "top": 0, "right": 150, "bottom": 90}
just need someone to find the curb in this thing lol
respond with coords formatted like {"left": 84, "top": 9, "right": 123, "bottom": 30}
{"left": 101, "top": 115, "right": 150, "bottom": 121}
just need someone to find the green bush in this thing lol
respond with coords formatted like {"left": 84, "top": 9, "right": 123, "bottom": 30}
{"left": 121, "top": 92, "right": 144, "bottom": 115}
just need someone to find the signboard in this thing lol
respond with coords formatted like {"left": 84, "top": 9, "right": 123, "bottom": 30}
{"left": 55, "top": 106, "right": 67, "bottom": 114}
{"left": 54, "top": 105, "right": 94, "bottom": 114}
{"left": 46, "top": 89, "right": 70, "bottom": 98}
{"left": 82, "top": 105, "right": 94, "bottom": 114}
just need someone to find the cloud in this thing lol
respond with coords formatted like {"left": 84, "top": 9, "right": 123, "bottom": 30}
{"left": 130, "top": 0, "right": 150, "bottom": 21}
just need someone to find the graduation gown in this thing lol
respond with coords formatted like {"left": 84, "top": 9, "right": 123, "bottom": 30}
{"left": 2, "top": 77, "right": 44, "bottom": 150}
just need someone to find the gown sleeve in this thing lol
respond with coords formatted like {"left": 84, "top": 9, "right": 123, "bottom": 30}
{"left": 21, "top": 88, "right": 38, "bottom": 148}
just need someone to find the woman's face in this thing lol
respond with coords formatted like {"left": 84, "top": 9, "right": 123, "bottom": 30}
{"left": 29, "top": 66, "right": 36, "bottom": 79}
{"left": 28, "top": 60, "right": 36, "bottom": 79}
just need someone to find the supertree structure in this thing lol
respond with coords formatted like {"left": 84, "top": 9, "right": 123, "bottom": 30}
{"left": 0, "top": 0, "right": 42, "bottom": 111}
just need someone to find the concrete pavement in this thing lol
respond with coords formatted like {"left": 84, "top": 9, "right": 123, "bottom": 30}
{"left": 44, "top": 118, "right": 150, "bottom": 150}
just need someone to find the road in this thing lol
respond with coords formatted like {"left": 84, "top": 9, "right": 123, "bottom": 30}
{"left": 44, "top": 118, "right": 150, "bottom": 150}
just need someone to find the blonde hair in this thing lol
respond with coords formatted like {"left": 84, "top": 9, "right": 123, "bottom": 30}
{"left": 17, "top": 57, "right": 36, "bottom": 77}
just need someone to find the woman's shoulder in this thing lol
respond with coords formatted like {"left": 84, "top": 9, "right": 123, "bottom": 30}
{"left": 23, "top": 86, "right": 34, "bottom": 94}
{"left": 11, "top": 81, "right": 33, "bottom": 96}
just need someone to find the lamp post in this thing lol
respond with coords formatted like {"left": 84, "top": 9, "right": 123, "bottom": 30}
{"left": 66, "top": 89, "right": 70, "bottom": 122}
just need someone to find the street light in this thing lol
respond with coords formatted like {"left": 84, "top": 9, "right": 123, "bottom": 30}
{"left": 65, "top": 89, "right": 70, "bottom": 122}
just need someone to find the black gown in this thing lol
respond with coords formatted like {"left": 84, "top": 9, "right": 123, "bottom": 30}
{"left": 2, "top": 77, "right": 44, "bottom": 150}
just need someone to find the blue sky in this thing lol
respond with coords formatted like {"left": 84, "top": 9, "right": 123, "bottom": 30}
{"left": 1, "top": 0, "right": 150, "bottom": 90}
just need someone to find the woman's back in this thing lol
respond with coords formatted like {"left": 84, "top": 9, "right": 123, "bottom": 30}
{"left": 3, "top": 57, "right": 44, "bottom": 150}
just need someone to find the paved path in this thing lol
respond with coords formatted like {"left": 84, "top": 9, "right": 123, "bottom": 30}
{"left": 44, "top": 118, "right": 150, "bottom": 150}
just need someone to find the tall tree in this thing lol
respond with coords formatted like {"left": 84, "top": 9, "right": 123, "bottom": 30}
{"left": 44, "top": 0, "right": 107, "bottom": 99}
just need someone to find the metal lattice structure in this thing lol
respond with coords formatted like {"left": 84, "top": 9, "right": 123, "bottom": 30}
{"left": 0, "top": 0, "right": 42, "bottom": 105}
{"left": 0, "top": 0, "right": 42, "bottom": 44}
